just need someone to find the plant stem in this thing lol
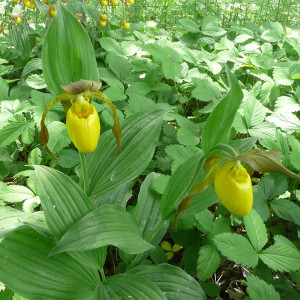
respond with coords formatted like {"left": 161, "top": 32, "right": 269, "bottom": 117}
{"left": 79, "top": 152, "right": 89, "bottom": 194}
{"left": 100, "top": 268, "right": 106, "bottom": 281}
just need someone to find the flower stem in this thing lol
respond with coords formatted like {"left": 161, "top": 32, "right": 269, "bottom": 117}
{"left": 79, "top": 152, "right": 89, "bottom": 194}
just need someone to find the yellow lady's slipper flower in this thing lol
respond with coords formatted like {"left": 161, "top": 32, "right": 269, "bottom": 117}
{"left": 66, "top": 95, "right": 100, "bottom": 153}
{"left": 214, "top": 160, "right": 253, "bottom": 216}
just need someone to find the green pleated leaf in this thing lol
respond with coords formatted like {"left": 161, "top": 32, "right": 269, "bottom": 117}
{"left": 201, "top": 67, "right": 243, "bottom": 156}
{"left": 160, "top": 152, "right": 204, "bottom": 219}
{"left": 103, "top": 273, "right": 167, "bottom": 300}
{"left": 51, "top": 205, "right": 154, "bottom": 256}
{"left": 130, "top": 173, "right": 169, "bottom": 265}
{"left": 42, "top": 2, "right": 98, "bottom": 96}
{"left": 0, "top": 207, "right": 47, "bottom": 239}
{"left": 244, "top": 210, "right": 268, "bottom": 252}
{"left": 129, "top": 264, "right": 207, "bottom": 300}
{"left": 214, "top": 233, "right": 258, "bottom": 268}
{"left": 87, "top": 109, "right": 167, "bottom": 199}
{"left": 0, "top": 228, "right": 98, "bottom": 300}
{"left": 35, "top": 166, "right": 106, "bottom": 269}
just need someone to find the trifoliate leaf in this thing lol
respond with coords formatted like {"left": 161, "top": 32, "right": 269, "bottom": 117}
{"left": 47, "top": 121, "right": 71, "bottom": 155}
{"left": 214, "top": 233, "right": 258, "bottom": 268}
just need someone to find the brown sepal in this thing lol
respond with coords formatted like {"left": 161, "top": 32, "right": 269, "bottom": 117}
{"left": 237, "top": 149, "right": 300, "bottom": 180}
{"left": 61, "top": 80, "right": 102, "bottom": 95}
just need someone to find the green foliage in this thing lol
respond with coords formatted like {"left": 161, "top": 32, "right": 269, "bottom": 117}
{"left": 0, "top": 2, "right": 300, "bottom": 299}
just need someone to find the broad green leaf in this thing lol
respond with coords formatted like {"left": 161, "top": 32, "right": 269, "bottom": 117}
{"left": 246, "top": 275, "right": 280, "bottom": 300}
{"left": 178, "top": 19, "right": 200, "bottom": 33}
{"left": 270, "top": 199, "right": 300, "bottom": 226}
{"left": 214, "top": 233, "right": 258, "bottom": 268}
{"left": 132, "top": 173, "right": 168, "bottom": 241}
{"left": 259, "top": 243, "right": 300, "bottom": 272}
{"left": 95, "top": 181, "right": 132, "bottom": 207}
{"left": 129, "top": 264, "right": 206, "bottom": 300}
{"left": 160, "top": 152, "right": 204, "bottom": 219}
{"left": 25, "top": 74, "right": 47, "bottom": 90}
{"left": 0, "top": 76, "right": 9, "bottom": 100}
{"left": 201, "top": 67, "right": 243, "bottom": 155}
{"left": 0, "top": 121, "right": 31, "bottom": 148}
{"left": 244, "top": 210, "right": 268, "bottom": 252}
{"left": 0, "top": 185, "right": 34, "bottom": 203}
{"left": 201, "top": 16, "right": 226, "bottom": 36}
{"left": 35, "top": 166, "right": 106, "bottom": 269}
{"left": 21, "top": 58, "right": 42, "bottom": 78}
{"left": 0, "top": 228, "right": 98, "bottom": 300}
{"left": 10, "top": 22, "right": 35, "bottom": 59}
{"left": 87, "top": 109, "right": 167, "bottom": 199}
{"left": 103, "top": 273, "right": 167, "bottom": 300}
{"left": 130, "top": 173, "right": 169, "bottom": 265}
{"left": 126, "top": 82, "right": 151, "bottom": 95}
{"left": 51, "top": 205, "right": 154, "bottom": 255}
{"left": 275, "top": 96, "right": 300, "bottom": 113}
{"left": 42, "top": 2, "right": 98, "bottom": 96}
{"left": 0, "top": 207, "right": 46, "bottom": 239}
{"left": 197, "top": 245, "right": 220, "bottom": 281}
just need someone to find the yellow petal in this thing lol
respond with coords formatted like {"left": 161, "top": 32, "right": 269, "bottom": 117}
{"left": 172, "top": 244, "right": 182, "bottom": 252}
{"left": 66, "top": 99, "right": 100, "bottom": 153}
{"left": 214, "top": 161, "right": 253, "bottom": 216}
{"left": 166, "top": 252, "right": 174, "bottom": 260}
{"left": 161, "top": 241, "right": 172, "bottom": 252}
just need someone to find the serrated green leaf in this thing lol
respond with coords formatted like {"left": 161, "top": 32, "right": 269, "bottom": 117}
{"left": 58, "top": 149, "right": 80, "bottom": 168}
{"left": 0, "top": 185, "right": 34, "bottom": 203}
{"left": 246, "top": 275, "right": 280, "bottom": 300}
{"left": 270, "top": 199, "right": 300, "bottom": 226}
{"left": 259, "top": 243, "right": 300, "bottom": 272}
{"left": 197, "top": 245, "right": 220, "bottom": 281}
{"left": 28, "top": 148, "right": 42, "bottom": 165}
{"left": 99, "top": 37, "right": 123, "bottom": 54}
{"left": 152, "top": 174, "right": 170, "bottom": 195}
{"left": 25, "top": 74, "right": 47, "bottom": 90}
{"left": 21, "top": 58, "right": 42, "bottom": 78}
{"left": 51, "top": 205, "right": 154, "bottom": 255}
{"left": 126, "top": 82, "right": 151, "bottom": 95}
{"left": 244, "top": 96, "right": 266, "bottom": 128}
{"left": 107, "top": 53, "right": 130, "bottom": 81}
{"left": 47, "top": 121, "right": 71, "bottom": 155}
{"left": 273, "top": 68, "right": 293, "bottom": 86}
{"left": 244, "top": 210, "right": 268, "bottom": 252}
{"left": 0, "top": 121, "right": 31, "bottom": 148}
{"left": 214, "top": 233, "right": 258, "bottom": 267}
{"left": 287, "top": 135, "right": 300, "bottom": 170}
{"left": 192, "top": 78, "right": 222, "bottom": 102}
{"left": 0, "top": 76, "right": 9, "bottom": 100}
{"left": 129, "top": 264, "right": 206, "bottom": 300}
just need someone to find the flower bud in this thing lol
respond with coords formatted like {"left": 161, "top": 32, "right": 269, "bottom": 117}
{"left": 214, "top": 161, "right": 253, "bottom": 216}
{"left": 66, "top": 96, "right": 100, "bottom": 153}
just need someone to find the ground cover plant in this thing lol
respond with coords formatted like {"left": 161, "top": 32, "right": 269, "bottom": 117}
{"left": 0, "top": 0, "right": 300, "bottom": 299}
